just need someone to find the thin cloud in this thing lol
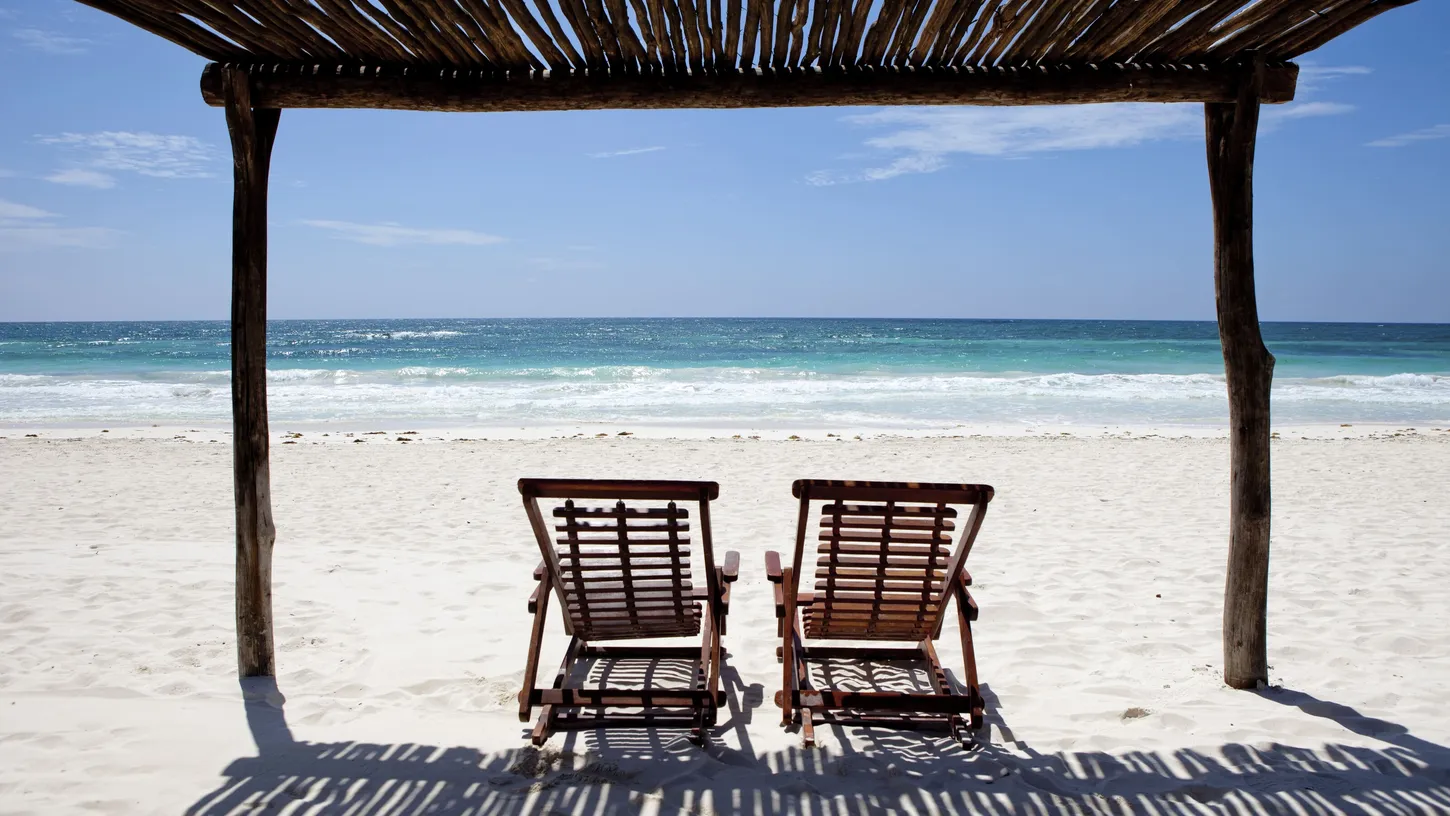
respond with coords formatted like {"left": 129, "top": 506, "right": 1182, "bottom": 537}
{"left": 13, "top": 28, "right": 91, "bottom": 54}
{"left": 39, "top": 131, "right": 217, "bottom": 180}
{"left": 45, "top": 168, "right": 117, "bottom": 189}
{"left": 1296, "top": 64, "right": 1371, "bottom": 94}
{"left": 0, "top": 199, "right": 54, "bottom": 220}
{"left": 810, "top": 88, "right": 1354, "bottom": 185}
{"left": 1367, "top": 124, "right": 1450, "bottom": 148}
{"left": 1263, "top": 101, "right": 1357, "bottom": 124}
{"left": 302, "top": 220, "right": 506, "bottom": 247}
{"left": 527, "top": 256, "right": 605, "bottom": 272}
{"left": 588, "top": 146, "right": 666, "bottom": 159}
{"left": 0, "top": 198, "right": 119, "bottom": 251}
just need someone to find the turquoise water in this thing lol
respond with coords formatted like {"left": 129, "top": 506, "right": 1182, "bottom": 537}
{"left": 2, "top": 319, "right": 1448, "bottom": 427}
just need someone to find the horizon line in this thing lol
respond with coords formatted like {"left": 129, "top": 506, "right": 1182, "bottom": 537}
{"left": 2, "top": 317, "right": 1448, "bottom": 326}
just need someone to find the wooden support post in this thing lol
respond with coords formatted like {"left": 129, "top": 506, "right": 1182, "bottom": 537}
{"left": 1206, "top": 57, "right": 1275, "bottom": 690}
{"left": 223, "top": 67, "right": 282, "bottom": 678}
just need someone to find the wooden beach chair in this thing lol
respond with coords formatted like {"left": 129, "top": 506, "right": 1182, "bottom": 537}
{"left": 765, "top": 479, "right": 993, "bottom": 746}
{"left": 517, "top": 479, "right": 739, "bottom": 745}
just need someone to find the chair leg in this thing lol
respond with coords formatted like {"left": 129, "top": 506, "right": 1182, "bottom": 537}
{"left": 518, "top": 577, "right": 551, "bottom": 723}
{"left": 779, "top": 567, "right": 797, "bottom": 727}
{"left": 692, "top": 613, "right": 716, "bottom": 746}
{"left": 956, "top": 594, "right": 984, "bottom": 731}
{"left": 922, "top": 638, "right": 964, "bottom": 742}
{"left": 531, "top": 635, "right": 581, "bottom": 746}
{"left": 786, "top": 592, "right": 816, "bottom": 746}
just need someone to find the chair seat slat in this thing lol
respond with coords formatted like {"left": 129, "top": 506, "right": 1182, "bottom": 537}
{"left": 552, "top": 506, "right": 690, "bottom": 519}
{"left": 818, "top": 516, "right": 956, "bottom": 531}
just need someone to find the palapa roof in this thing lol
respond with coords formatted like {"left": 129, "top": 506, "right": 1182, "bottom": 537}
{"left": 77, "top": 0, "right": 1415, "bottom": 110}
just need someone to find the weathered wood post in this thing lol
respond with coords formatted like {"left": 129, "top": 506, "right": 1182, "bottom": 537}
{"left": 1205, "top": 57, "right": 1274, "bottom": 690}
{"left": 223, "top": 67, "right": 281, "bottom": 678}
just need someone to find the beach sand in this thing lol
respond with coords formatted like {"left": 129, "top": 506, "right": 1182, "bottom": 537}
{"left": 2, "top": 430, "right": 1448, "bottom": 814}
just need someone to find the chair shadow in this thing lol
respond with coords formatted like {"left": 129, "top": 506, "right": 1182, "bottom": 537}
{"left": 187, "top": 677, "right": 1450, "bottom": 815}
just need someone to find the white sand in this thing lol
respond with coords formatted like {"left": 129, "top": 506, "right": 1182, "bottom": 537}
{"left": 2, "top": 431, "right": 1449, "bottom": 814}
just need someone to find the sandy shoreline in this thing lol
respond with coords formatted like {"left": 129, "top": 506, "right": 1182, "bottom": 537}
{"left": 2, "top": 433, "right": 1448, "bottom": 813}
{"left": 5, "top": 420, "right": 1449, "bottom": 442}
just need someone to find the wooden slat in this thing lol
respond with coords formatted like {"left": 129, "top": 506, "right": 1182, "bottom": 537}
{"left": 723, "top": 0, "right": 743, "bottom": 64}
{"left": 554, "top": 505, "right": 689, "bottom": 519}
{"left": 677, "top": 0, "right": 707, "bottom": 71}
{"left": 817, "top": 542, "right": 941, "bottom": 557}
{"left": 818, "top": 529, "right": 951, "bottom": 545}
{"left": 771, "top": 0, "right": 794, "bottom": 65}
{"left": 909, "top": 0, "right": 962, "bottom": 64}
{"left": 820, "top": 515, "right": 955, "bottom": 531}
{"left": 818, "top": 553, "right": 945, "bottom": 569}
{"left": 626, "top": 0, "right": 663, "bottom": 67}
{"left": 568, "top": 597, "right": 702, "bottom": 612}
{"left": 553, "top": 521, "right": 690, "bottom": 533}
{"left": 495, "top": 0, "right": 576, "bottom": 67}
{"left": 861, "top": 0, "right": 906, "bottom": 65}
{"left": 787, "top": 0, "right": 811, "bottom": 65}
{"left": 802, "top": 0, "right": 830, "bottom": 65}
{"left": 561, "top": 578, "right": 692, "bottom": 593}
{"left": 557, "top": 545, "right": 687, "bottom": 558}
{"left": 647, "top": 0, "right": 680, "bottom": 70}
{"left": 534, "top": 687, "right": 715, "bottom": 706}
{"left": 818, "top": 565, "right": 947, "bottom": 580}
{"left": 821, "top": 503, "right": 958, "bottom": 518}
{"left": 929, "top": 0, "right": 982, "bottom": 64}
{"left": 886, "top": 0, "right": 934, "bottom": 66}
{"left": 814, "top": 578, "right": 945, "bottom": 593}
{"left": 1002, "top": 0, "right": 1081, "bottom": 62}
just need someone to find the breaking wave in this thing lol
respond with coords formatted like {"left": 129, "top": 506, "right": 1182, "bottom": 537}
{"left": 3, "top": 368, "right": 1447, "bottom": 426}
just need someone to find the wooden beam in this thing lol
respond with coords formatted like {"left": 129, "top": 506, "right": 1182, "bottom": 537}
{"left": 223, "top": 66, "right": 282, "bottom": 679}
{"left": 1206, "top": 57, "right": 1273, "bottom": 691}
{"left": 200, "top": 61, "right": 1297, "bottom": 112}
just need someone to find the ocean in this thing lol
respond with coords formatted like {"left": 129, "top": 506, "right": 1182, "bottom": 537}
{"left": 1, "top": 319, "right": 1448, "bottom": 429}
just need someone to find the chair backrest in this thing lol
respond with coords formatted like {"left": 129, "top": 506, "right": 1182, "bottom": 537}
{"left": 519, "top": 479, "right": 720, "bottom": 642}
{"left": 791, "top": 480, "right": 992, "bottom": 641}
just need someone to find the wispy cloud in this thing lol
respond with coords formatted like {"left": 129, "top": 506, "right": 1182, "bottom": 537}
{"left": 807, "top": 104, "right": 1201, "bottom": 185}
{"left": 0, "top": 197, "right": 119, "bottom": 251}
{"left": 44, "top": 168, "right": 117, "bottom": 189}
{"left": 588, "top": 146, "right": 666, "bottom": 159}
{"left": 13, "top": 28, "right": 91, "bottom": 54}
{"left": 1367, "top": 124, "right": 1450, "bottom": 148}
{"left": 808, "top": 66, "right": 1361, "bottom": 186}
{"left": 0, "top": 199, "right": 55, "bottom": 220}
{"left": 1263, "top": 101, "right": 1357, "bottom": 124}
{"left": 1296, "top": 64, "right": 1371, "bottom": 93}
{"left": 526, "top": 255, "right": 605, "bottom": 272}
{"left": 39, "top": 131, "right": 217, "bottom": 181}
{"left": 301, "top": 220, "right": 506, "bottom": 247}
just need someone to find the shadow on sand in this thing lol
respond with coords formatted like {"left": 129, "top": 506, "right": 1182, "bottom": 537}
{"left": 187, "top": 664, "right": 1450, "bottom": 815}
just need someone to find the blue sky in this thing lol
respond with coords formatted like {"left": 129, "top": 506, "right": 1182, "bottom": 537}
{"left": 0, "top": 0, "right": 1445, "bottom": 322}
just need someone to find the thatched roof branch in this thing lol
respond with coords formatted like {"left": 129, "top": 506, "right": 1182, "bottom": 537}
{"left": 78, "top": 0, "right": 1414, "bottom": 77}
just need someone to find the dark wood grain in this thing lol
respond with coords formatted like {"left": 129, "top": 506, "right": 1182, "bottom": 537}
{"left": 223, "top": 66, "right": 281, "bottom": 679}
{"left": 200, "top": 61, "right": 1298, "bottom": 111}
{"left": 1207, "top": 58, "right": 1273, "bottom": 691}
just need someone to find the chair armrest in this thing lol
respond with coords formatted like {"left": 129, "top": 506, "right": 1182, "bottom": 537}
{"left": 955, "top": 584, "right": 979, "bottom": 622}
{"left": 533, "top": 561, "right": 545, "bottom": 581}
{"left": 960, "top": 567, "right": 972, "bottom": 587}
{"left": 716, "top": 577, "right": 734, "bottom": 635}
{"left": 765, "top": 551, "right": 783, "bottom": 583}
{"left": 722, "top": 551, "right": 740, "bottom": 583}
{"left": 527, "top": 584, "right": 543, "bottom": 613}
